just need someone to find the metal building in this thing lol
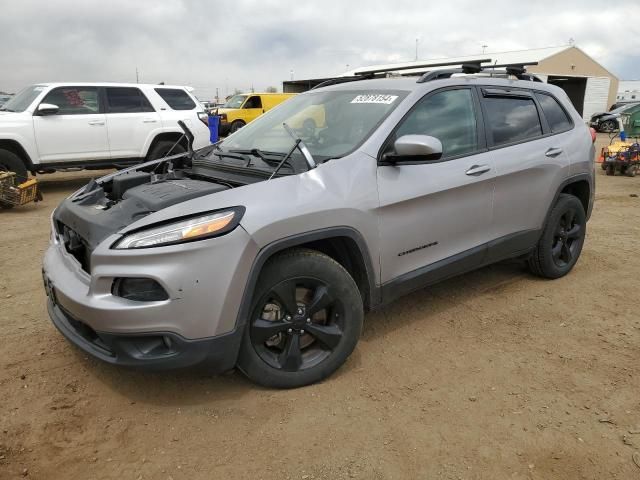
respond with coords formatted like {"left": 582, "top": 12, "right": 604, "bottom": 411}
{"left": 283, "top": 46, "right": 618, "bottom": 121}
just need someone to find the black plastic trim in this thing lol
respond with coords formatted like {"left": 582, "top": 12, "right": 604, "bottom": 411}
{"left": 236, "top": 227, "right": 380, "bottom": 326}
{"left": 381, "top": 229, "right": 541, "bottom": 304}
{"left": 546, "top": 173, "right": 594, "bottom": 222}
{"left": 48, "top": 300, "right": 241, "bottom": 372}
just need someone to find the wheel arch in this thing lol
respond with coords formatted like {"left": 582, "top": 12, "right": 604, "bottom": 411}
{"left": 235, "top": 228, "right": 380, "bottom": 335}
{"left": 560, "top": 178, "right": 591, "bottom": 216}
{"left": 0, "top": 140, "right": 35, "bottom": 173}
{"left": 145, "top": 132, "right": 188, "bottom": 159}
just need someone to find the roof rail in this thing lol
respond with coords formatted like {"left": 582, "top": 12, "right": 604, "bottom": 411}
{"left": 310, "top": 60, "right": 542, "bottom": 91}
{"left": 353, "top": 58, "right": 493, "bottom": 76}
{"left": 311, "top": 74, "right": 375, "bottom": 90}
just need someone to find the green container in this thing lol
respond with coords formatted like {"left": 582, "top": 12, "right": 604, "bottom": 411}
{"left": 621, "top": 106, "right": 640, "bottom": 137}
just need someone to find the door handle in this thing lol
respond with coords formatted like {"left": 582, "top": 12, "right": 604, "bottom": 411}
{"left": 545, "top": 147, "right": 563, "bottom": 158}
{"left": 465, "top": 164, "right": 491, "bottom": 176}
{"left": 88, "top": 120, "right": 104, "bottom": 126}
{"left": 142, "top": 118, "right": 157, "bottom": 123}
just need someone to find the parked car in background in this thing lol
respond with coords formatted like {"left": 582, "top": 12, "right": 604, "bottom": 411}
{"left": 591, "top": 103, "right": 640, "bottom": 133}
{"left": 0, "top": 83, "right": 209, "bottom": 182}
{"left": 217, "top": 93, "right": 296, "bottom": 135}
{"left": 43, "top": 71, "right": 594, "bottom": 388}
{"left": 201, "top": 101, "right": 224, "bottom": 113}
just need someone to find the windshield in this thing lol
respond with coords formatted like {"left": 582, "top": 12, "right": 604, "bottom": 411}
{"left": 223, "top": 94, "right": 247, "bottom": 109}
{"left": 220, "top": 89, "right": 408, "bottom": 162}
{"left": 0, "top": 85, "right": 45, "bottom": 112}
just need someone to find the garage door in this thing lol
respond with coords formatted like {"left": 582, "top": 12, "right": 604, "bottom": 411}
{"left": 583, "top": 77, "right": 611, "bottom": 121}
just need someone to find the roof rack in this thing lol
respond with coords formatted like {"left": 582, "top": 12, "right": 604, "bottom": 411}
{"left": 416, "top": 61, "right": 542, "bottom": 83}
{"left": 311, "top": 60, "right": 542, "bottom": 91}
{"left": 353, "top": 58, "right": 493, "bottom": 76}
{"left": 311, "top": 59, "right": 493, "bottom": 90}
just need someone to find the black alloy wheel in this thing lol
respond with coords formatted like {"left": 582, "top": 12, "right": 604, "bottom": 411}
{"left": 528, "top": 193, "right": 586, "bottom": 279}
{"left": 600, "top": 119, "right": 617, "bottom": 133}
{"left": 237, "top": 249, "right": 363, "bottom": 388}
{"left": 250, "top": 278, "right": 344, "bottom": 372}
{"left": 550, "top": 207, "right": 582, "bottom": 268}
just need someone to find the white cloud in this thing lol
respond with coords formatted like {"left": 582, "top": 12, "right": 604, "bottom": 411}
{"left": 1, "top": 0, "right": 639, "bottom": 99}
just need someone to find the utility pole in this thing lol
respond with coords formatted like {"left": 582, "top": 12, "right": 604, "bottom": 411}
{"left": 290, "top": 69, "right": 294, "bottom": 81}
{"left": 481, "top": 45, "right": 488, "bottom": 54}
{"left": 415, "top": 38, "right": 419, "bottom": 61}
{"left": 135, "top": 67, "right": 139, "bottom": 84}
{"left": 215, "top": 87, "right": 219, "bottom": 104}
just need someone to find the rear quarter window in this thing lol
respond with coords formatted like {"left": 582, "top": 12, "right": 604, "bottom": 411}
{"left": 154, "top": 88, "right": 196, "bottom": 110}
{"left": 483, "top": 95, "right": 543, "bottom": 146}
{"left": 535, "top": 92, "right": 573, "bottom": 133}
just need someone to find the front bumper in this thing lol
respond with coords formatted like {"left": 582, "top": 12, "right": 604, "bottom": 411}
{"left": 43, "top": 223, "right": 259, "bottom": 369}
{"left": 48, "top": 299, "right": 242, "bottom": 371}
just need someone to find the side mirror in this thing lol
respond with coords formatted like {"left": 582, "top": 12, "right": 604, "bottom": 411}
{"left": 37, "top": 103, "right": 59, "bottom": 115}
{"left": 383, "top": 134, "right": 443, "bottom": 164}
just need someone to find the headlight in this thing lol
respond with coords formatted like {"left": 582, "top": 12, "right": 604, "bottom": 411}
{"left": 114, "top": 208, "right": 243, "bottom": 249}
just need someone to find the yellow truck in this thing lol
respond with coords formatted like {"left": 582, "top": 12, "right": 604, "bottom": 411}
{"left": 217, "top": 93, "right": 296, "bottom": 135}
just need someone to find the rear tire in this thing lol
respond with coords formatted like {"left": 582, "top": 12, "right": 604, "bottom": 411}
{"left": 606, "top": 164, "right": 615, "bottom": 176}
{"left": 146, "top": 140, "right": 186, "bottom": 160}
{"left": 528, "top": 194, "right": 586, "bottom": 279}
{"left": 626, "top": 165, "right": 638, "bottom": 177}
{"left": 237, "top": 248, "right": 363, "bottom": 388}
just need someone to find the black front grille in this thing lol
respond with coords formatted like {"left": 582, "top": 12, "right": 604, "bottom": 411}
{"left": 57, "top": 222, "right": 92, "bottom": 272}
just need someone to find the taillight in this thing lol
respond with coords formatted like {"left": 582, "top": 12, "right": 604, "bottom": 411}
{"left": 589, "top": 127, "right": 597, "bottom": 143}
{"left": 197, "top": 111, "right": 208, "bottom": 126}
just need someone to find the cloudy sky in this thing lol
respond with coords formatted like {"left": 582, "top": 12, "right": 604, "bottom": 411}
{"left": 1, "top": 0, "right": 639, "bottom": 100}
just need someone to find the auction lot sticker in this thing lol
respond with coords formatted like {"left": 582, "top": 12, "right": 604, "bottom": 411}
{"left": 351, "top": 94, "right": 398, "bottom": 104}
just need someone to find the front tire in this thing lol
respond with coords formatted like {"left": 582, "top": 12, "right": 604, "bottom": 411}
{"left": 0, "top": 149, "right": 28, "bottom": 184}
{"left": 229, "top": 120, "right": 245, "bottom": 134}
{"left": 146, "top": 140, "right": 186, "bottom": 160}
{"left": 528, "top": 194, "right": 586, "bottom": 279}
{"left": 237, "top": 249, "right": 364, "bottom": 388}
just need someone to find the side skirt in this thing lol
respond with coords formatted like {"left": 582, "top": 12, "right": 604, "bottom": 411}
{"left": 380, "top": 229, "right": 540, "bottom": 305}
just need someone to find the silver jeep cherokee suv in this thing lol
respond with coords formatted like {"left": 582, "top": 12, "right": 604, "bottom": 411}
{"left": 43, "top": 63, "right": 595, "bottom": 388}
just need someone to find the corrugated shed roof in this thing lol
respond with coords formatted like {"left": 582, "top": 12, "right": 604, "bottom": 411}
{"left": 340, "top": 45, "right": 572, "bottom": 77}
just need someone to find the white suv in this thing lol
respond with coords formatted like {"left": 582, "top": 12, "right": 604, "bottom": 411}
{"left": 0, "top": 83, "right": 210, "bottom": 182}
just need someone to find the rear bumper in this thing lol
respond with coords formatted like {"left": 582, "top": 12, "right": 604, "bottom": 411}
{"left": 48, "top": 299, "right": 242, "bottom": 372}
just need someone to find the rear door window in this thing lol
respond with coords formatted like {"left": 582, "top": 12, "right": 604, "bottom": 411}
{"left": 105, "top": 87, "right": 154, "bottom": 113}
{"left": 534, "top": 92, "right": 573, "bottom": 133}
{"left": 41, "top": 87, "right": 100, "bottom": 115}
{"left": 482, "top": 94, "right": 543, "bottom": 146}
{"left": 154, "top": 88, "right": 196, "bottom": 110}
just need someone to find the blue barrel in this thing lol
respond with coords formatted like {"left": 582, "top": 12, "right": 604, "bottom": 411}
{"left": 208, "top": 115, "right": 220, "bottom": 143}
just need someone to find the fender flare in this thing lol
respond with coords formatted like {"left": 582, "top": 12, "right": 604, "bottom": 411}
{"left": 542, "top": 173, "right": 594, "bottom": 229}
{"left": 233, "top": 227, "right": 379, "bottom": 333}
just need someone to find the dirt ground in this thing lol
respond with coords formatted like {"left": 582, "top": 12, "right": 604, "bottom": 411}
{"left": 1, "top": 134, "right": 639, "bottom": 480}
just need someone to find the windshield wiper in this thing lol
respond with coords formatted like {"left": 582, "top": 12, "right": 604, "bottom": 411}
{"left": 282, "top": 123, "right": 316, "bottom": 170}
